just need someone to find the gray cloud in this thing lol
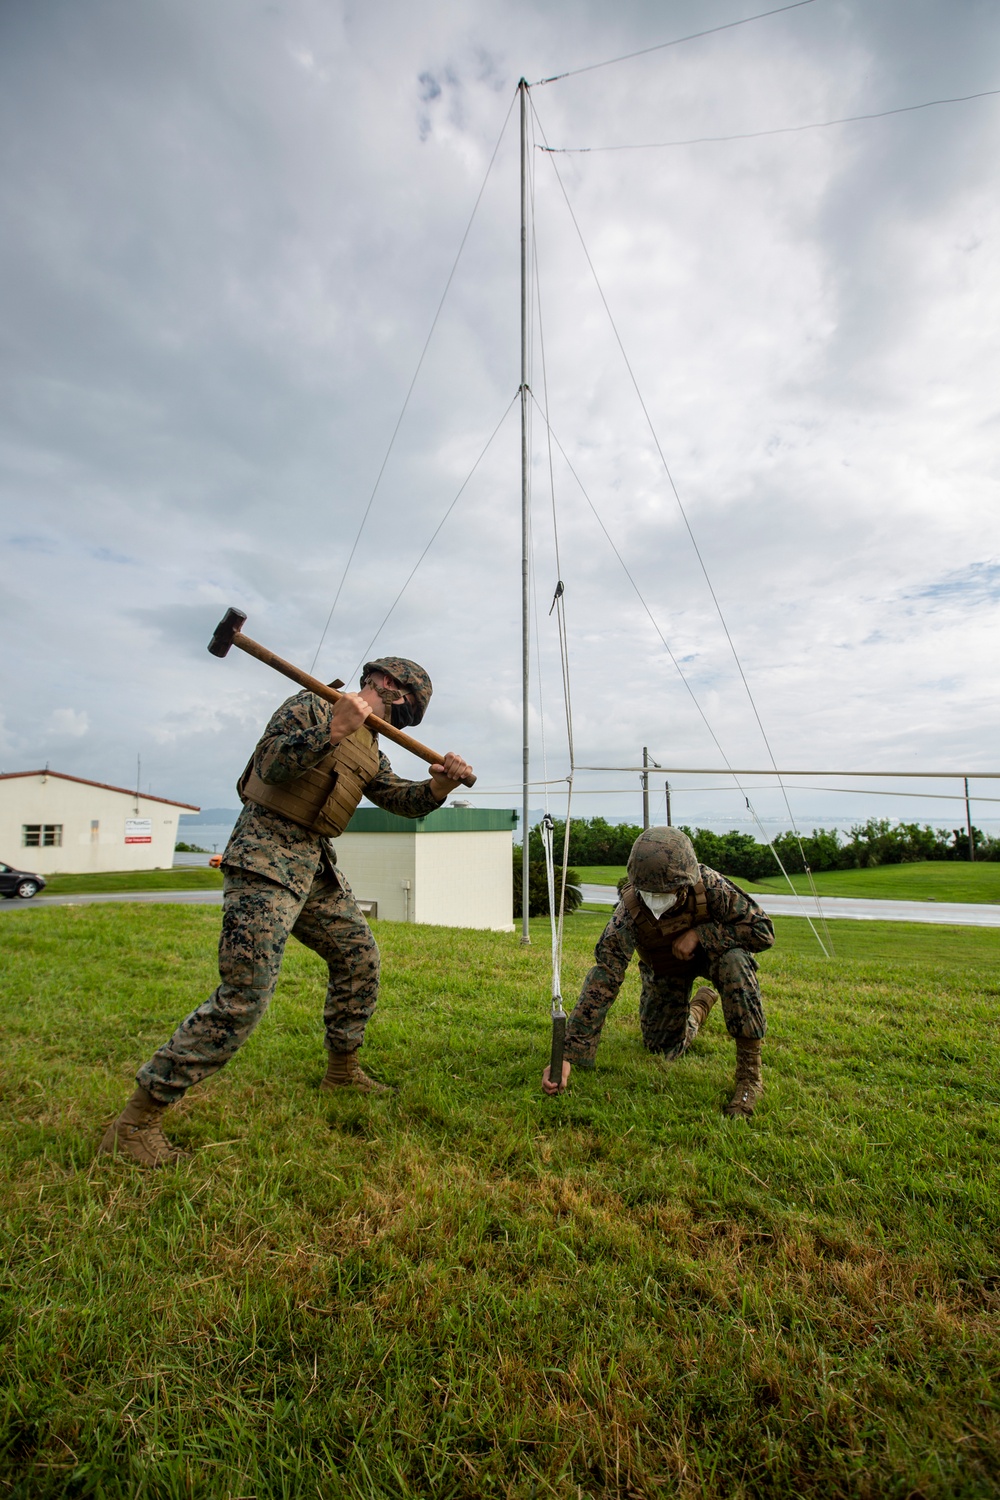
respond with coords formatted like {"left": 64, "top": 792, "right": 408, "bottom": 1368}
{"left": 1, "top": 0, "right": 998, "bottom": 834}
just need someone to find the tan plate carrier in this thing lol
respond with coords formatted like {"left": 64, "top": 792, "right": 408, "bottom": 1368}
{"left": 238, "top": 726, "right": 381, "bottom": 838}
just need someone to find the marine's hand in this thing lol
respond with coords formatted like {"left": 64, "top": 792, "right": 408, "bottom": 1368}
{"left": 672, "top": 927, "right": 700, "bottom": 961}
{"left": 542, "top": 1060, "right": 571, "bottom": 1095}
{"left": 329, "top": 692, "right": 373, "bottom": 744}
{"left": 429, "top": 752, "right": 473, "bottom": 798}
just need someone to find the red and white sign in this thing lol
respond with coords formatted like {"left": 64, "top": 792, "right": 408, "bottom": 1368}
{"left": 125, "top": 818, "right": 152, "bottom": 844}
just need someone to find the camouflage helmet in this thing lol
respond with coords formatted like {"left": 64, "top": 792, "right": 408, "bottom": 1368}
{"left": 361, "top": 656, "right": 432, "bottom": 726}
{"left": 626, "top": 827, "right": 699, "bottom": 893}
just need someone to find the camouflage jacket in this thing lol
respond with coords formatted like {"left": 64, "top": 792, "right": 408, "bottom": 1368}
{"left": 223, "top": 690, "right": 444, "bottom": 899}
{"left": 563, "top": 866, "right": 774, "bottom": 1063}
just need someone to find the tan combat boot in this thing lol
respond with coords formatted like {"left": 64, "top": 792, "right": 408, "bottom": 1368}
{"left": 688, "top": 985, "right": 718, "bottom": 1040}
{"left": 98, "top": 1086, "right": 183, "bottom": 1167}
{"left": 724, "top": 1038, "right": 763, "bottom": 1118}
{"left": 321, "top": 1050, "right": 391, "bottom": 1094}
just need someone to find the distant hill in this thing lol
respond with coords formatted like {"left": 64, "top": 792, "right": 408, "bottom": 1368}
{"left": 178, "top": 808, "right": 240, "bottom": 825}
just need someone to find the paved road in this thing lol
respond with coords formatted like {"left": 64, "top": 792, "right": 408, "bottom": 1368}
{"left": 4, "top": 886, "right": 999, "bottom": 928}
{"left": 1, "top": 890, "right": 225, "bottom": 911}
{"left": 579, "top": 884, "right": 1000, "bottom": 928}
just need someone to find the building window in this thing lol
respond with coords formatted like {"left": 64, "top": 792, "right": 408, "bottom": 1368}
{"left": 23, "top": 824, "right": 62, "bottom": 848}
{"left": 90, "top": 819, "right": 100, "bottom": 844}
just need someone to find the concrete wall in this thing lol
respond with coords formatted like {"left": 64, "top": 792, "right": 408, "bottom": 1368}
{"left": 333, "top": 832, "right": 417, "bottom": 923}
{"left": 334, "top": 829, "right": 513, "bottom": 931}
{"left": 0, "top": 773, "right": 194, "bottom": 874}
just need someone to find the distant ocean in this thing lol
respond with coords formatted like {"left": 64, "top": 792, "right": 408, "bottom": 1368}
{"left": 175, "top": 809, "right": 240, "bottom": 860}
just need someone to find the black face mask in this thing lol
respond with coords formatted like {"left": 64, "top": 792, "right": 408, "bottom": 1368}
{"left": 390, "top": 699, "right": 420, "bottom": 730}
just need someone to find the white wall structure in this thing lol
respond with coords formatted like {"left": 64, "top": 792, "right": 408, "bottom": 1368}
{"left": 334, "top": 807, "right": 516, "bottom": 931}
{"left": 0, "top": 770, "right": 199, "bottom": 874}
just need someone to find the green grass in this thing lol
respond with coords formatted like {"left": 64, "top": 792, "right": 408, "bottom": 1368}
{"left": 39, "top": 867, "right": 225, "bottom": 896}
{"left": 2, "top": 906, "right": 999, "bottom": 1498}
{"left": 746, "top": 860, "right": 1000, "bottom": 904}
{"left": 574, "top": 865, "right": 626, "bottom": 886}
{"left": 576, "top": 860, "right": 1000, "bottom": 904}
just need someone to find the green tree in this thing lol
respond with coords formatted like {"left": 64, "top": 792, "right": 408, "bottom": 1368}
{"left": 512, "top": 856, "right": 583, "bottom": 918}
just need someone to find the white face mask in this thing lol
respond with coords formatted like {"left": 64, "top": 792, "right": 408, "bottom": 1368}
{"left": 640, "top": 889, "right": 678, "bottom": 918}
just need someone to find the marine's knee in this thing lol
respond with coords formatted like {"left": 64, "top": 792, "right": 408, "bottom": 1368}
{"left": 713, "top": 947, "right": 758, "bottom": 987}
{"left": 352, "top": 934, "right": 380, "bottom": 983}
{"left": 712, "top": 949, "right": 766, "bottom": 1041}
{"left": 188, "top": 983, "right": 271, "bottom": 1034}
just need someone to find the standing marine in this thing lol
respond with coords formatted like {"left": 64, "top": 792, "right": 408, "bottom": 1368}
{"left": 542, "top": 826, "right": 773, "bottom": 1115}
{"left": 100, "top": 657, "right": 474, "bottom": 1166}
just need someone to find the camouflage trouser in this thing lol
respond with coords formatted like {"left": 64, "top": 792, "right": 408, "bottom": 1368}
{"left": 137, "top": 866, "right": 379, "bottom": 1104}
{"left": 638, "top": 947, "right": 766, "bottom": 1059}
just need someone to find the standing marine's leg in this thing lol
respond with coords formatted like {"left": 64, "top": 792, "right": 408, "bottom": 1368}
{"left": 707, "top": 947, "right": 767, "bottom": 1117}
{"left": 290, "top": 870, "right": 388, "bottom": 1093}
{"left": 100, "top": 869, "right": 302, "bottom": 1164}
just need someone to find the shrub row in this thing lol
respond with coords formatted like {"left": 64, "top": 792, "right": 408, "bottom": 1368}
{"left": 527, "top": 815, "right": 999, "bottom": 881}
{"left": 511, "top": 857, "right": 583, "bottom": 918}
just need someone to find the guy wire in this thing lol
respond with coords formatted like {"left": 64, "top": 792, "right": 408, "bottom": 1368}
{"left": 352, "top": 393, "right": 518, "bottom": 674}
{"left": 530, "top": 397, "right": 833, "bottom": 955}
{"left": 530, "top": 93, "right": 831, "bottom": 943}
{"left": 539, "top": 86, "right": 1000, "bottom": 152}
{"left": 311, "top": 89, "right": 518, "bottom": 675}
{"left": 534, "top": 1, "right": 817, "bottom": 86}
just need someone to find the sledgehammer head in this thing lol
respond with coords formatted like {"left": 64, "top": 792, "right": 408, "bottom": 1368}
{"left": 208, "top": 607, "right": 248, "bottom": 658}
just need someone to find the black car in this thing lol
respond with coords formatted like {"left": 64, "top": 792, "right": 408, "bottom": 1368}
{"left": 0, "top": 863, "right": 47, "bottom": 899}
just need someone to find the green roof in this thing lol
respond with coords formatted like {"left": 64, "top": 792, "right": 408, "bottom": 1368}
{"left": 345, "top": 807, "right": 518, "bottom": 834}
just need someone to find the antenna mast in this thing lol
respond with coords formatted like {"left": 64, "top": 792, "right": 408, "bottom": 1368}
{"left": 519, "top": 77, "right": 531, "bottom": 945}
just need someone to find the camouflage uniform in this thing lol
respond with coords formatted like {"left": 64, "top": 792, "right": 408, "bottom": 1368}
{"left": 138, "top": 689, "right": 442, "bottom": 1104}
{"left": 563, "top": 866, "right": 773, "bottom": 1069}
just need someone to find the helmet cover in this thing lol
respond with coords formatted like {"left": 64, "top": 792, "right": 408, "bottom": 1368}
{"left": 361, "top": 657, "right": 432, "bottom": 727}
{"left": 626, "top": 827, "right": 699, "bottom": 893}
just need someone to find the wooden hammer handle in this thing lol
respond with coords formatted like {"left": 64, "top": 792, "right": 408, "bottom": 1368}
{"left": 232, "top": 631, "right": 477, "bottom": 788}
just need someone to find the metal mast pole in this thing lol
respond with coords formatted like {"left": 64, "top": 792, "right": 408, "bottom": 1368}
{"left": 641, "top": 746, "right": 650, "bottom": 830}
{"left": 520, "top": 78, "right": 531, "bottom": 945}
{"left": 965, "top": 776, "right": 975, "bottom": 861}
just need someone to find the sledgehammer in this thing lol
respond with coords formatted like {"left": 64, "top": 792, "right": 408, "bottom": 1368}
{"left": 208, "top": 607, "right": 477, "bottom": 787}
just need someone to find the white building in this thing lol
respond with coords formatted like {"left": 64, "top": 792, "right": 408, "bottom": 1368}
{"left": 335, "top": 806, "right": 516, "bottom": 931}
{"left": 0, "top": 769, "right": 199, "bottom": 875}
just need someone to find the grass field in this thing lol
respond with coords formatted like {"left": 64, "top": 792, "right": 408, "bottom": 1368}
{"left": 2, "top": 905, "right": 999, "bottom": 1498}
{"left": 575, "top": 860, "right": 1000, "bottom": 904}
{"left": 749, "top": 861, "right": 1000, "bottom": 904}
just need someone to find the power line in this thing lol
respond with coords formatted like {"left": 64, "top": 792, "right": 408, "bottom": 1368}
{"left": 578, "top": 766, "right": 1000, "bottom": 778}
{"left": 540, "top": 86, "right": 1000, "bottom": 152}
{"left": 534, "top": 0, "right": 818, "bottom": 86}
{"left": 530, "top": 102, "right": 826, "bottom": 915}
{"left": 527, "top": 398, "right": 833, "bottom": 953}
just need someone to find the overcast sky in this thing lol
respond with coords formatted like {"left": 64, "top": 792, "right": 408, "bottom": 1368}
{"left": 2, "top": 0, "right": 999, "bottom": 837}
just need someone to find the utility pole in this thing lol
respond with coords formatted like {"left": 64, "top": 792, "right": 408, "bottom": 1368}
{"left": 641, "top": 748, "right": 661, "bottom": 828}
{"left": 519, "top": 77, "right": 531, "bottom": 945}
{"left": 964, "top": 776, "right": 975, "bottom": 862}
{"left": 665, "top": 780, "right": 672, "bottom": 827}
{"left": 641, "top": 746, "right": 650, "bottom": 830}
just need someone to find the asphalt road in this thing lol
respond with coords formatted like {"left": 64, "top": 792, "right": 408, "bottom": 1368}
{"left": 4, "top": 886, "right": 999, "bottom": 928}
{"left": 579, "top": 884, "right": 1000, "bottom": 928}
{"left": 1, "top": 890, "right": 226, "bottom": 910}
